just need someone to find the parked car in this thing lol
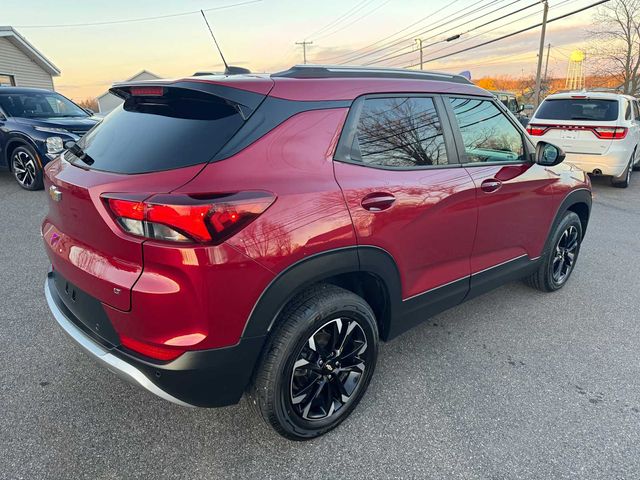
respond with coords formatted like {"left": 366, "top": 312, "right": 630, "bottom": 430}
{"left": 0, "top": 87, "right": 99, "bottom": 190}
{"left": 490, "top": 90, "right": 529, "bottom": 126}
{"left": 527, "top": 91, "right": 640, "bottom": 188}
{"left": 42, "top": 65, "right": 592, "bottom": 440}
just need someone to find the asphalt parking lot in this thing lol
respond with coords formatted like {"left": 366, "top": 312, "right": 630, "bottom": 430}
{"left": 1, "top": 170, "right": 639, "bottom": 480}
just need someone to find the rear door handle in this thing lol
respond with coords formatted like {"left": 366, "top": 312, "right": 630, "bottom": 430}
{"left": 480, "top": 179, "right": 502, "bottom": 193}
{"left": 361, "top": 192, "right": 396, "bottom": 211}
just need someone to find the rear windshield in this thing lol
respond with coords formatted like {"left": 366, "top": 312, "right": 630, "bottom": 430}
{"left": 536, "top": 98, "right": 619, "bottom": 121}
{"left": 69, "top": 88, "right": 247, "bottom": 174}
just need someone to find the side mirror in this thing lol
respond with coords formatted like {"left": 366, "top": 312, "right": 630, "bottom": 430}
{"left": 517, "top": 104, "right": 525, "bottom": 113}
{"left": 536, "top": 141, "right": 565, "bottom": 167}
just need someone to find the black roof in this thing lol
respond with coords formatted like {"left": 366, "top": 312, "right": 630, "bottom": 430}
{"left": 0, "top": 86, "right": 55, "bottom": 94}
{"left": 272, "top": 65, "right": 473, "bottom": 85}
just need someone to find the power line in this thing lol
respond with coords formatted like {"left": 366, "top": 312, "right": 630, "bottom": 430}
{"left": 305, "top": 0, "right": 372, "bottom": 40}
{"left": 335, "top": 0, "right": 511, "bottom": 65}
{"left": 407, "top": 0, "right": 608, "bottom": 68}
{"left": 363, "top": 0, "right": 536, "bottom": 67}
{"left": 312, "top": 0, "right": 393, "bottom": 42}
{"left": 15, "top": 0, "right": 262, "bottom": 29}
{"left": 392, "top": 0, "right": 571, "bottom": 68}
{"left": 316, "top": 0, "right": 462, "bottom": 63}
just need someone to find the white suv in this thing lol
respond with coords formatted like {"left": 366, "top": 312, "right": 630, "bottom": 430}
{"left": 527, "top": 92, "right": 640, "bottom": 187}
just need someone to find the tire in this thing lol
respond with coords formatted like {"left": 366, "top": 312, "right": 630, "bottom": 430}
{"left": 249, "top": 284, "right": 379, "bottom": 440}
{"left": 611, "top": 154, "right": 633, "bottom": 188}
{"left": 11, "top": 144, "right": 44, "bottom": 191}
{"left": 525, "top": 211, "right": 583, "bottom": 292}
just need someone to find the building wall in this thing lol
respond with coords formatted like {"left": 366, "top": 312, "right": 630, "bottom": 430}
{"left": 97, "top": 93, "right": 123, "bottom": 114}
{"left": 0, "top": 37, "right": 54, "bottom": 90}
{"left": 97, "top": 71, "right": 161, "bottom": 114}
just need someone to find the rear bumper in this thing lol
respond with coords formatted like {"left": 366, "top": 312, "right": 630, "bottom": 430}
{"left": 564, "top": 151, "right": 629, "bottom": 177}
{"left": 45, "top": 273, "right": 265, "bottom": 407}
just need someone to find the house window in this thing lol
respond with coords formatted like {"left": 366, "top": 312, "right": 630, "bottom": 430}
{"left": 0, "top": 74, "right": 15, "bottom": 86}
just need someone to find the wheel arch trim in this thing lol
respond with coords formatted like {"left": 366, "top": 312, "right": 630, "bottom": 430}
{"left": 4, "top": 135, "right": 40, "bottom": 169}
{"left": 546, "top": 188, "right": 592, "bottom": 250}
{"left": 241, "top": 245, "right": 402, "bottom": 340}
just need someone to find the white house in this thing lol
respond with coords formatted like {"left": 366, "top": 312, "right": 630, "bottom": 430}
{"left": 97, "top": 70, "right": 162, "bottom": 114}
{"left": 0, "top": 26, "right": 60, "bottom": 89}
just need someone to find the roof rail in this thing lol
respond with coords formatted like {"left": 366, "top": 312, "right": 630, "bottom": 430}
{"left": 272, "top": 64, "right": 473, "bottom": 84}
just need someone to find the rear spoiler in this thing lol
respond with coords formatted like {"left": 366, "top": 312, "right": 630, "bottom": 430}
{"left": 109, "top": 79, "right": 273, "bottom": 117}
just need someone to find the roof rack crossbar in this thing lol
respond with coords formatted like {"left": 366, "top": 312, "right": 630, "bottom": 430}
{"left": 272, "top": 65, "right": 472, "bottom": 85}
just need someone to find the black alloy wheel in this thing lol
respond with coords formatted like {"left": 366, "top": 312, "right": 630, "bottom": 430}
{"left": 525, "top": 211, "right": 583, "bottom": 292}
{"left": 250, "top": 284, "right": 379, "bottom": 440}
{"left": 289, "top": 317, "right": 370, "bottom": 421}
{"left": 551, "top": 225, "right": 579, "bottom": 285}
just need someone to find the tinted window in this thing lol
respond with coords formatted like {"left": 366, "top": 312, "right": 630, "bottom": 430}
{"left": 449, "top": 98, "right": 524, "bottom": 164}
{"left": 535, "top": 98, "right": 619, "bottom": 121}
{"left": 633, "top": 101, "right": 640, "bottom": 119}
{"left": 0, "top": 92, "right": 87, "bottom": 118}
{"left": 70, "top": 88, "right": 248, "bottom": 174}
{"left": 352, "top": 97, "right": 449, "bottom": 168}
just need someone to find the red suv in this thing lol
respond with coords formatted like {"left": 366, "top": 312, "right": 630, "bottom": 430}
{"left": 43, "top": 66, "right": 591, "bottom": 440}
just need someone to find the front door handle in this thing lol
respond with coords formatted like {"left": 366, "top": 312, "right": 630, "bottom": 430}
{"left": 480, "top": 179, "right": 502, "bottom": 193}
{"left": 361, "top": 192, "right": 396, "bottom": 211}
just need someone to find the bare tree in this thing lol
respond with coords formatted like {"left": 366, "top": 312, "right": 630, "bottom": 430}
{"left": 589, "top": 0, "right": 640, "bottom": 95}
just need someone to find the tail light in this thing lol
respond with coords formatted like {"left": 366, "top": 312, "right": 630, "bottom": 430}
{"left": 120, "top": 334, "right": 186, "bottom": 361}
{"left": 527, "top": 124, "right": 548, "bottom": 136}
{"left": 103, "top": 191, "right": 275, "bottom": 244}
{"left": 593, "top": 127, "right": 628, "bottom": 139}
{"left": 527, "top": 124, "right": 628, "bottom": 140}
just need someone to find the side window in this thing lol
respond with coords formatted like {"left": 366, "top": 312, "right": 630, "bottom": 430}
{"left": 624, "top": 100, "right": 632, "bottom": 120}
{"left": 352, "top": 96, "right": 450, "bottom": 168}
{"left": 633, "top": 100, "right": 640, "bottom": 120}
{"left": 449, "top": 97, "right": 525, "bottom": 164}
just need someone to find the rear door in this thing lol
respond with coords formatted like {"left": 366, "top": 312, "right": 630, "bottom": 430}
{"left": 333, "top": 94, "right": 477, "bottom": 304}
{"left": 43, "top": 81, "right": 269, "bottom": 310}
{"left": 445, "top": 96, "right": 556, "bottom": 291}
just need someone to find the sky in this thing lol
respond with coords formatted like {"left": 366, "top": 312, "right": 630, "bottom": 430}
{"left": 2, "top": 0, "right": 598, "bottom": 100}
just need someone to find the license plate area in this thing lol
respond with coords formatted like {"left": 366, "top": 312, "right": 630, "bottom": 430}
{"left": 52, "top": 271, "right": 120, "bottom": 347}
{"left": 560, "top": 130, "right": 579, "bottom": 140}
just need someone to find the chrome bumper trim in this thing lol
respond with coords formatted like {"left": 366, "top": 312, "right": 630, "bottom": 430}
{"left": 44, "top": 280, "right": 194, "bottom": 408}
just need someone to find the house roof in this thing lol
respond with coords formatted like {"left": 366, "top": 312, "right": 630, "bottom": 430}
{"left": 0, "top": 26, "right": 60, "bottom": 76}
{"left": 96, "top": 70, "right": 162, "bottom": 100}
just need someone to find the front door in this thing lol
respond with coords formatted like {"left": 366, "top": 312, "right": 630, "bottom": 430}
{"left": 445, "top": 96, "right": 556, "bottom": 294}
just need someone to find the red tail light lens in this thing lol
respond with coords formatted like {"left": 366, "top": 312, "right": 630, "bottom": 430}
{"left": 120, "top": 334, "right": 185, "bottom": 361}
{"left": 526, "top": 124, "right": 548, "bottom": 136}
{"left": 593, "top": 127, "right": 628, "bottom": 139}
{"left": 103, "top": 191, "right": 275, "bottom": 244}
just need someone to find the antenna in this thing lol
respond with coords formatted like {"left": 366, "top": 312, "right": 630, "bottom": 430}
{"left": 200, "top": 9, "right": 229, "bottom": 72}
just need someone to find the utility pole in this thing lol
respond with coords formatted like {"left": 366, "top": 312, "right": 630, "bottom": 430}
{"left": 295, "top": 41, "right": 313, "bottom": 64}
{"left": 415, "top": 38, "right": 424, "bottom": 70}
{"left": 534, "top": 0, "right": 549, "bottom": 106}
{"left": 543, "top": 42, "right": 551, "bottom": 82}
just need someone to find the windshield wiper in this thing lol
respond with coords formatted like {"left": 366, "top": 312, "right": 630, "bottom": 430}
{"left": 68, "top": 143, "right": 95, "bottom": 166}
